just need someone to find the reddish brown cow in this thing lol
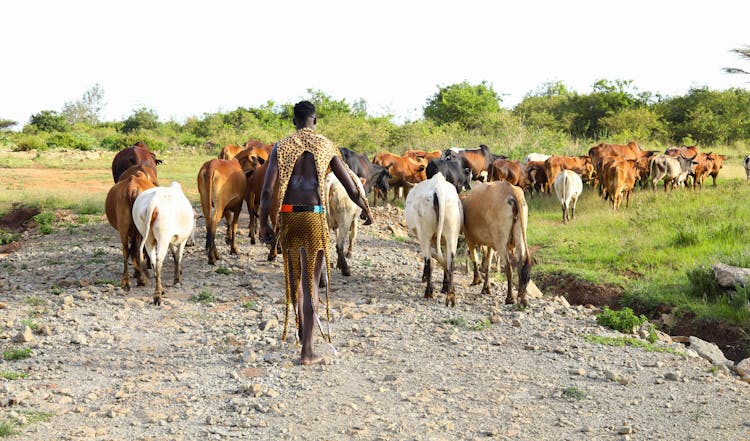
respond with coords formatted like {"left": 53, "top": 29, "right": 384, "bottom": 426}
{"left": 524, "top": 161, "right": 548, "bottom": 195}
{"left": 111, "top": 142, "right": 161, "bottom": 183}
{"left": 218, "top": 144, "right": 246, "bottom": 160}
{"left": 544, "top": 156, "right": 593, "bottom": 193}
{"left": 602, "top": 159, "right": 638, "bottom": 210}
{"left": 243, "top": 139, "right": 274, "bottom": 164}
{"left": 372, "top": 152, "right": 427, "bottom": 201}
{"left": 441, "top": 145, "right": 496, "bottom": 181}
{"left": 105, "top": 169, "right": 157, "bottom": 290}
{"left": 488, "top": 158, "right": 525, "bottom": 187}
{"left": 665, "top": 145, "right": 700, "bottom": 158}
{"left": 404, "top": 149, "right": 442, "bottom": 162}
{"left": 707, "top": 154, "right": 726, "bottom": 186}
{"left": 197, "top": 159, "right": 247, "bottom": 265}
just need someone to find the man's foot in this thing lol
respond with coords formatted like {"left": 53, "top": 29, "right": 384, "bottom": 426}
{"left": 300, "top": 354, "right": 325, "bottom": 366}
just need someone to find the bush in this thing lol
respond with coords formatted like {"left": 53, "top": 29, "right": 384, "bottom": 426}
{"left": 99, "top": 133, "right": 167, "bottom": 152}
{"left": 595, "top": 306, "right": 648, "bottom": 333}
{"left": 46, "top": 132, "right": 97, "bottom": 151}
{"left": 12, "top": 134, "right": 48, "bottom": 152}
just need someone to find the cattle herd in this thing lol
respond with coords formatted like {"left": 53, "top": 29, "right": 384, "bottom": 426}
{"left": 104, "top": 139, "right": 734, "bottom": 308}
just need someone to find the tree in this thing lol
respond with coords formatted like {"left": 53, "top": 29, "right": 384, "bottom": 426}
{"left": 121, "top": 107, "right": 159, "bottom": 133}
{"left": 424, "top": 81, "right": 502, "bottom": 130}
{"left": 723, "top": 45, "right": 750, "bottom": 76}
{"left": 0, "top": 119, "right": 17, "bottom": 131}
{"left": 27, "top": 110, "right": 69, "bottom": 133}
{"left": 62, "top": 84, "right": 106, "bottom": 125}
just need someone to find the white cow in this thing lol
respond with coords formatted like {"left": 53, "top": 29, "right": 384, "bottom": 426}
{"left": 405, "top": 172, "right": 463, "bottom": 306}
{"left": 744, "top": 155, "right": 750, "bottom": 183}
{"left": 554, "top": 170, "right": 583, "bottom": 223}
{"left": 325, "top": 171, "right": 364, "bottom": 276}
{"left": 132, "top": 182, "right": 195, "bottom": 306}
{"left": 524, "top": 152, "right": 551, "bottom": 164}
{"left": 649, "top": 154, "right": 696, "bottom": 192}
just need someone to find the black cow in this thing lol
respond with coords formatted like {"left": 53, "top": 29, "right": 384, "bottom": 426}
{"left": 426, "top": 159, "right": 472, "bottom": 193}
{"left": 339, "top": 147, "right": 391, "bottom": 203}
{"left": 440, "top": 144, "right": 498, "bottom": 182}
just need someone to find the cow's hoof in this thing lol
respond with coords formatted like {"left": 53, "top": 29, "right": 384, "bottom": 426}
{"left": 505, "top": 296, "right": 516, "bottom": 305}
{"left": 153, "top": 296, "right": 162, "bottom": 306}
{"left": 424, "top": 290, "right": 434, "bottom": 299}
{"left": 445, "top": 293, "right": 456, "bottom": 307}
{"left": 342, "top": 268, "right": 351, "bottom": 277}
{"left": 250, "top": 238, "right": 256, "bottom": 245}
{"left": 481, "top": 287, "right": 490, "bottom": 296}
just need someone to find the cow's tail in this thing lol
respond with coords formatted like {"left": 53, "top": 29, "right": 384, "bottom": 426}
{"left": 199, "top": 163, "right": 215, "bottom": 251}
{"left": 508, "top": 195, "right": 531, "bottom": 295}
{"left": 138, "top": 205, "right": 158, "bottom": 270}
{"left": 433, "top": 188, "right": 446, "bottom": 266}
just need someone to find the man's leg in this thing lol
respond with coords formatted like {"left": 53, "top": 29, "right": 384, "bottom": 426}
{"left": 298, "top": 248, "right": 326, "bottom": 365}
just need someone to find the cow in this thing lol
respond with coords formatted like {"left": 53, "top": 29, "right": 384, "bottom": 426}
{"left": 602, "top": 159, "right": 638, "bottom": 210}
{"left": 707, "top": 154, "right": 726, "bottom": 186}
{"left": 372, "top": 152, "right": 427, "bottom": 201}
{"left": 340, "top": 147, "right": 391, "bottom": 205}
{"left": 132, "top": 182, "right": 195, "bottom": 306}
{"left": 524, "top": 160, "right": 548, "bottom": 195}
{"left": 197, "top": 159, "right": 247, "bottom": 265}
{"left": 524, "top": 153, "right": 551, "bottom": 164}
{"left": 588, "top": 141, "right": 655, "bottom": 190}
{"left": 649, "top": 154, "right": 696, "bottom": 192}
{"left": 325, "top": 172, "right": 365, "bottom": 276}
{"left": 488, "top": 158, "right": 525, "bottom": 188}
{"left": 665, "top": 145, "right": 700, "bottom": 158}
{"left": 461, "top": 181, "right": 532, "bottom": 306}
{"left": 425, "top": 159, "right": 472, "bottom": 193}
{"left": 441, "top": 144, "right": 496, "bottom": 182}
{"left": 405, "top": 172, "right": 463, "bottom": 306}
{"left": 544, "top": 155, "right": 593, "bottom": 193}
{"left": 745, "top": 155, "right": 750, "bottom": 183}
{"left": 687, "top": 152, "right": 713, "bottom": 189}
{"left": 104, "top": 169, "right": 156, "bottom": 290}
{"left": 404, "top": 149, "right": 442, "bottom": 162}
{"left": 243, "top": 139, "right": 274, "bottom": 164}
{"left": 218, "top": 144, "right": 246, "bottom": 160}
{"left": 554, "top": 170, "right": 583, "bottom": 223}
{"left": 111, "top": 142, "right": 161, "bottom": 183}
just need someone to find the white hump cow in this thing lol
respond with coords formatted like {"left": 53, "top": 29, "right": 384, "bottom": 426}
{"left": 132, "top": 182, "right": 195, "bottom": 306}
{"left": 405, "top": 172, "right": 463, "bottom": 306}
{"left": 554, "top": 170, "right": 583, "bottom": 223}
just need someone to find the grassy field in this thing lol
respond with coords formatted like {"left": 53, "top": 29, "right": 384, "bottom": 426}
{"left": 2, "top": 148, "right": 749, "bottom": 332}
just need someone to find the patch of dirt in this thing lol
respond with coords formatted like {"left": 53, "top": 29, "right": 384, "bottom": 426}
{"left": 536, "top": 271, "right": 623, "bottom": 308}
{"left": 669, "top": 312, "right": 750, "bottom": 363}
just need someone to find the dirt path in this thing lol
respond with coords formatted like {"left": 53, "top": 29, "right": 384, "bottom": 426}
{"left": 1, "top": 206, "right": 749, "bottom": 440}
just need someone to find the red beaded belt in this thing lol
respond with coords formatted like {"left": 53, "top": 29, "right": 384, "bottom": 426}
{"left": 279, "top": 204, "right": 325, "bottom": 213}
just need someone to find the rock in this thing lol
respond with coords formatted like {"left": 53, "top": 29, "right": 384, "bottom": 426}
{"left": 0, "top": 301, "right": 7, "bottom": 309}
{"left": 526, "top": 279, "right": 544, "bottom": 299}
{"left": 713, "top": 263, "right": 750, "bottom": 288}
{"left": 260, "top": 318, "right": 278, "bottom": 332}
{"left": 37, "top": 324, "right": 52, "bottom": 336}
{"left": 688, "top": 336, "right": 732, "bottom": 366}
{"left": 62, "top": 295, "right": 74, "bottom": 306}
{"left": 13, "top": 325, "right": 34, "bottom": 343}
{"left": 71, "top": 333, "right": 88, "bottom": 345}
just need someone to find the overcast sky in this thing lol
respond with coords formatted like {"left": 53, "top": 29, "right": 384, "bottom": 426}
{"left": 2, "top": 0, "right": 748, "bottom": 127}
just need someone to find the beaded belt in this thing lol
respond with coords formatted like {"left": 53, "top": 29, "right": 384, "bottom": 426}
{"left": 279, "top": 204, "right": 325, "bottom": 213}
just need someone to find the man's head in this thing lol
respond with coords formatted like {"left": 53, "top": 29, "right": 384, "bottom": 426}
{"left": 293, "top": 101, "right": 316, "bottom": 129}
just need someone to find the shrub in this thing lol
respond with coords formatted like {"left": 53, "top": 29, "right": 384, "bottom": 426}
{"left": 99, "top": 133, "right": 167, "bottom": 152}
{"left": 189, "top": 291, "right": 216, "bottom": 304}
{"left": 45, "top": 132, "right": 97, "bottom": 151}
{"left": 12, "top": 134, "right": 48, "bottom": 152}
{"left": 3, "top": 348, "right": 32, "bottom": 361}
{"left": 595, "top": 306, "right": 648, "bottom": 333}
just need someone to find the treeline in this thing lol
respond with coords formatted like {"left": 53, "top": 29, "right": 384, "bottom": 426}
{"left": 1, "top": 81, "right": 749, "bottom": 159}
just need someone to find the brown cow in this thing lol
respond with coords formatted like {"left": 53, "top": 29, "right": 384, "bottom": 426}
{"left": 488, "top": 158, "right": 525, "bottom": 188}
{"left": 111, "top": 142, "right": 161, "bottom": 183}
{"left": 105, "top": 168, "right": 157, "bottom": 290}
{"left": 197, "top": 159, "right": 247, "bottom": 265}
{"left": 441, "top": 145, "right": 496, "bottom": 182}
{"left": 602, "top": 159, "right": 638, "bottom": 210}
{"left": 218, "top": 144, "right": 246, "bottom": 160}
{"left": 461, "top": 181, "right": 532, "bottom": 306}
{"left": 707, "top": 154, "right": 725, "bottom": 186}
{"left": 665, "top": 145, "right": 700, "bottom": 158}
{"left": 544, "top": 156, "right": 593, "bottom": 193}
{"left": 372, "top": 152, "right": 427, "bottom": 201}
{"left": 524, "top": 160, "right": 548, "bottom": 195}
{"left": 243, "top": 139, "right": 274, "bottom": 164}
{"left": 404, "top": 149, "right": 442, "bottom": 162}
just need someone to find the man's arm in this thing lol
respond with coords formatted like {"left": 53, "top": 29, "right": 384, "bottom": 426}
{"left": 330, "top": 155, "right": 373, "bottom": 225}
{"left": 258, "top": 145, "right": 279, "bottom": 244}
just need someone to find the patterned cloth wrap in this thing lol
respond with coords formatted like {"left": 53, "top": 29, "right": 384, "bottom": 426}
{"left": 273, "top": 128, "right": 342, "bottom": 342}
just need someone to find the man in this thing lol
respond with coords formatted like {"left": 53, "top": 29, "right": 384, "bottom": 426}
{"left": 258, "top": 101, "right": 373, "bottom": 365}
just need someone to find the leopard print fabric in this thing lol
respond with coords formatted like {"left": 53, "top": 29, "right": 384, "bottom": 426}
{"left": 274, "top": 127, "right": 341, "bottom": 220}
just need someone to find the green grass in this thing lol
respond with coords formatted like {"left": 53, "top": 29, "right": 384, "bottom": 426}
{"left": 0, "top": 420, "right": 20, "bottom": 437}
{"left": 528, "top": 179, "right": 750, "bottom": 327}
{"left": 215, "top": 266, "right": 230, "bottom": 275}
{"left": 562, "top": 386, "right": 586, "bottom": 401}
{"left": 3, "top": 348, "right": 32, "bottom": 361}
{"left": 584, "top": 335, "right": 685, "bottom": 355}
{"left": 241, "top": 300, "right": 258, "bottom": 310}
{"left": 0, "top": 371, "right": 28, "bottom": 380}
{"left": 189, "top": 291, "right": 216, "bottom": 304}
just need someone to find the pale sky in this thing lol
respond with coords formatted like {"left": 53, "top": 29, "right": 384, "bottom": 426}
{"left": 2, "top": 0, "right": 748, "bottom": 127}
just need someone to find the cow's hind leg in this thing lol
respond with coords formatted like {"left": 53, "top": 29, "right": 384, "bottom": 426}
{"left": 444, "top": 252, "right": 456, "bottom": 307}
{"left": 504, "top": 255, "right": 516, "bottom": 304}
{"left": 336, "top": 242, "right": 351, "bottom": 276}
{"left": 422, "top": 257, "right": 433, "bottom": 299}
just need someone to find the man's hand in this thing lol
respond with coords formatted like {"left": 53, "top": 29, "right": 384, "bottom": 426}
{"left": 360, "top": 207, "right": 373, "bottom": 226}
{"left": 259, "top": 221, "right": 275, "bottom": 245}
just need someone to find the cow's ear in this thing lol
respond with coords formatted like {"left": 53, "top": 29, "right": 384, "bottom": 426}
{"left": 257, "top": 157, "right": 266, "bottom": 165}
{"left": 417, "top": 165, "right": 425, "bottom": 172}
{"left": 244, "top": 169, "right": 255, "bottom": 179}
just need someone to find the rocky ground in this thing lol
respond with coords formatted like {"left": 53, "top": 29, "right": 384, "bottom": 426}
{"left": 1, "top": 205, "right": 750, "bottom": 440}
